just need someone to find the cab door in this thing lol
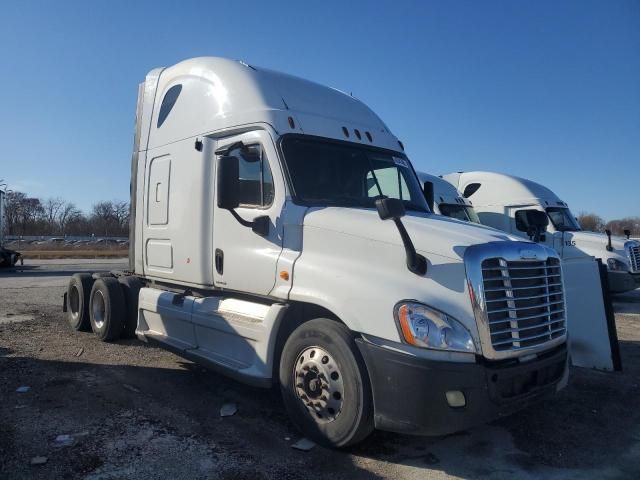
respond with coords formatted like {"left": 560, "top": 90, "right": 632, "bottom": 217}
{"left": 212, "top": 131, "right": 285, "bottom": 296}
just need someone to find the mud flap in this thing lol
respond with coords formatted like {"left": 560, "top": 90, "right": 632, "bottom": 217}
{"left": 598, "top": 259, "right": 622, "bottom": 371}
{"left": 564, "top": 256, "right": 621, "bottom": 371}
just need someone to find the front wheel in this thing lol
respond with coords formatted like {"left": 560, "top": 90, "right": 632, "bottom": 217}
{"left": 279, "top": 318, "right": 374, "bottom": 448}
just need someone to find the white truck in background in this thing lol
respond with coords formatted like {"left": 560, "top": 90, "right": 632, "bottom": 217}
{"left": 64, "top": 57, "right": 570, "bottom": 447}
{"left": 417, "top": 170, "right": 623, "bottom": 371}
{"left": 442, "top": 171, "right": 640, "bottom": 294}
{"left": 417, "top": 171, "right": 480, "bottom": 224}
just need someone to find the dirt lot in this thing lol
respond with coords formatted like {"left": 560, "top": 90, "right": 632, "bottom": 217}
{"left": 1, "top": 260, "right": 639, "bottom": 479}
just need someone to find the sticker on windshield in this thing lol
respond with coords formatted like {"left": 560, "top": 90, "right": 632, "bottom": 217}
{"left": 393, "top": 157, "right": 409, "bottom": 168}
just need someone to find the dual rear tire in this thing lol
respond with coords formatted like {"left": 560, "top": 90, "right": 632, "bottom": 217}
{"left": 89, "top": 277, "right": 126, "bottom": 341}
{"left": 67, "top": 273, "right": 93, "bottom": 331}
{"left": 66, "top": 274, "right": 140, "bottom": 342}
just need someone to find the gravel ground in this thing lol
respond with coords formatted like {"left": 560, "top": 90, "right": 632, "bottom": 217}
{"left": 1, "top": 260, "right": 639, "bottom": 479}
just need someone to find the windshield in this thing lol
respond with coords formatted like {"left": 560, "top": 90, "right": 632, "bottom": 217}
{"left": 546, "top": 207, "right": 581, "bottom": 232}
{"left": 439, "top": 203, "right": 481, "bottom": 224}
{"left": 281, "top": 137, "right": 429, "bottom": 212}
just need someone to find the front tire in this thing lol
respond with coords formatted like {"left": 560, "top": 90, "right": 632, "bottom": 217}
{"left": 89, "top": 277, "right": 126, "bottom": 342}
{"left": 279, "top": 318, "right": 374, "bottom": 448}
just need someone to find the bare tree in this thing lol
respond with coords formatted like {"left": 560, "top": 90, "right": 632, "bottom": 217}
{"left": 43, "top": 197, "right": 64, "bottom": 234}
{"left": 4, "top": 191, "right": 25, "bottom": 235}
{"left": 577, "top": 212, "right": 605, "bottom": 232}
{"left": 113, "top": 201, "right": 130, "bottom": 231}
{"left": 24, "top": 198, "right": 44, "bottom": 233}
{"left": 58, "top": 201, "right": 82, "bottom": 236}
{"left": 3, "top": 189, "right": 130, "bottom": 237}
{"left": 91, "top": 201, "right": 116, "bottom": 236}
{"left": 606, "top": 217, "right": 640, "bottom": 237}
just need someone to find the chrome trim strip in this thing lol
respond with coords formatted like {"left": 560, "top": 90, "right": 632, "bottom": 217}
{"left": 484, "top": 282, "right": 562, "bottom": 292}
{"left": 486, "top": 299, "right": 564, "bottom": 314}
{"left": 489, "top": 308, "right": 565, "bottom": 324}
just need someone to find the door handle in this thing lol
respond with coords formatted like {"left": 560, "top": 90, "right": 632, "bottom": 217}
{"left": 155, "top": 182, "right": 162, "bottom": 202}
{"left": 215, "top": 249, "right": 224, "bottom": 275}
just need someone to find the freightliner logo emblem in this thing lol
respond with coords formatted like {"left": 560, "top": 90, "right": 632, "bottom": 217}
{"left": 519, "top": 249, "right": 539, "bottom": 260}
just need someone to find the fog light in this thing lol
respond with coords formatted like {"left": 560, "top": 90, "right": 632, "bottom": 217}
{"left": 446, "top": 390, "right": 466, "bottom": 408}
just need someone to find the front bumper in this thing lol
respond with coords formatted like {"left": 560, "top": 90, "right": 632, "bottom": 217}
{"left": 356, "top": 339, "right": 568, "bottom": 436}
{"left": 608, "top": 271, "right": 640, "bottom": 293}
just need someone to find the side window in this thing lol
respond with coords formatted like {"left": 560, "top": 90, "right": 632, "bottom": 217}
{"left": 515, "top": 210, "right": 531, "bottom": 232}
{"left": 366, "top": 167, "right": 410, "bottom": 200}
{"left": 463, "top": 183, "right": 481, "bottom": 198}
{"left": 157, "top": 84, "right": 182, "bottom": 128}
{"left": 229, "top": 144, "right": 274, "bottom": 207}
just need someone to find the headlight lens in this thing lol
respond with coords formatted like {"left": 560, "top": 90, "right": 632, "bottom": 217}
{"left": 607, "top": 258, "right": 629, "bottom": 272}
{"left": 395, "top": 302, "right": 476, "bottom": 353}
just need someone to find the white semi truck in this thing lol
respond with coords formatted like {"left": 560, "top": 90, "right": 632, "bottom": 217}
{"left": 417, "top": 171, "right": 480, "bottom": 224}
{"left": 443, "top": 171, "right": 640, "bottom": 294}
{"left": 417, "top": 170, "right": 624, "bottom": 371}
{"left": 65, "top": 57, "right": 569, "bottom": 447}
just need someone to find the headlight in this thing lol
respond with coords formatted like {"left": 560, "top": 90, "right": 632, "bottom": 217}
{"left": 607, "top": 258, "right": 629, "bottom": 272}
{"left": 394, "top": 302, "right": 476, "bottom": 353}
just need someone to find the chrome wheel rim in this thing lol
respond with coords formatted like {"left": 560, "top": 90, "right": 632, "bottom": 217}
{"left": 92, "top": 290, "right": 106, "bottom": 329}
{"left": 293, "top": 346, "right": 344, "bottom": 423}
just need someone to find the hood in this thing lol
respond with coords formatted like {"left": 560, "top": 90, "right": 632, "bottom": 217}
{"left": 303, "top": 207, "right": 521, "bottom": 261}
{"left": 565, "top": 231, "right": 634, "bottom": 257}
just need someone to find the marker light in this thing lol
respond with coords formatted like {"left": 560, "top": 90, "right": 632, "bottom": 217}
{"left": 395, "top": 303, "right": 476, "bottom": 353}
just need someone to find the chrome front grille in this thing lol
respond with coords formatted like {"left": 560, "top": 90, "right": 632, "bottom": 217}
{"left": 481, "top": 257, "right": 566, "bottom": 351}
{"left": 627, "top": 243, "right": 640, "bottom": 273}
